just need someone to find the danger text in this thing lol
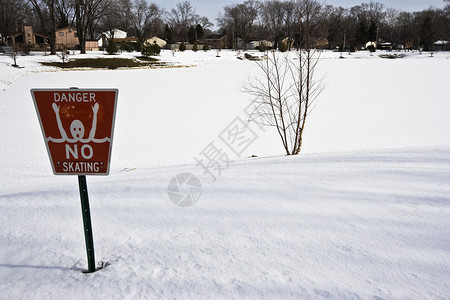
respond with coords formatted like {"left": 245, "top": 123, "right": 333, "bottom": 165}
{"left": 54, "top": 92, "right": 96, "bottom": 102}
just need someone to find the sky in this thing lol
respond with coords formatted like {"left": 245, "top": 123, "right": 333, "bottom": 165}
{"left": 161, "top": 0, "right": 446, "bottom": 28}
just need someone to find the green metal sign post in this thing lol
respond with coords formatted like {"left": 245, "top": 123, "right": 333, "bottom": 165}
{"left": 78, "top": 175, "right": 96, "bottom": 273}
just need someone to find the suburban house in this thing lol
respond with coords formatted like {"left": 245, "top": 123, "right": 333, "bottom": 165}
{"left": 55, "top": 27, "right": 78, "bottom": 49}
{"left": 166, "top": 34, "right": 227, "bottom": 50}
{"left": 378, "top": 41, "right": 392, "bottom": 51}
{"left": 55, "top": 27, "right": 97, "bottom": 50}
{"left": 203, "top": 34, "right": 228, "bottom": 49}
{"left": 247, "top": 40, "right": 273, "bottom": 50}
{"left": 8, "top": 25, "right": 47, "bottom": 49}
{"left": 145, "top": 36, "right": 167, "bottom": 48}
{"left": 434, "top": 40, "right": 449, "bottom": 51}
{"left": 365, "top": 41, "right": 376, "bottom": 49}
{"left": 281, "top": 37, "right": 294, "bottom": 50}
{"left": 97, "top": 29, "right": 127, "bottom": 48}
{"left": 315, "top": 37, "right": 329, "bottom": 49}
{"left": 107, "top": 37, "right": 138, "bottom": 49}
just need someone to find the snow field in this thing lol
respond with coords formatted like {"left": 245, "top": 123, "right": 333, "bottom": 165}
{"left": 0, "top": 49, "right": 449, "bottom": 299}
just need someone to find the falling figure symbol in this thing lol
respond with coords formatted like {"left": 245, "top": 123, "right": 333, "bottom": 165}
{"left": 46, "top": 103, "right": 110, "bottom": 143}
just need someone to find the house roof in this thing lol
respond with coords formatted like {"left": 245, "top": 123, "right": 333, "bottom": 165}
{"left": 9, "top": 31, "right": 47, "bottom": 39}
{"left": 434, "top": 40, "right": 448, "bottom": 45}
{"left": 55, "top": 26, "right": 77, "bottom": 32}
{"left": 99, "top": 29, "right": 127, "bottom": 39}
{"left": 146, "top": 36, "right": 165, "bottom": 41}
{"left": 205, "top": 34, "right": 226, "bottom": 40}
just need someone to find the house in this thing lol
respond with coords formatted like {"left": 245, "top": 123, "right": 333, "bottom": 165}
{"left": 315, "top": 37, "right": 329, "bottom": 49}
{"left": 97, "top": 29, "right": 127, "bottom": 48}
{"left": 108, "top": 37, "right": 139, "bottom": 49}
{"left": 281, "top": 37, "right": 294, "bottom": 50}
{"left": 203, "top": 34, "right": 228, "bottom": 49}
{"left": 247, "top": 40, "right": 273, "bottom": 50}
{"left": 365, "top": 41, "right": 376, "bottom": 49}
{"left": 145, "top": 36, "right": 167, "bottom": 48}
{"left": 434, "top": 40, "right": 449, "bottom": 51}
{"left": 55, "top": 27, "right": 97, "bottom": 50}
{"left": 233, "top": 38, "right": 246, "bottom": 49}
{"left": 378, "top": 41, "right": 392, "bottom": 51}
{"left": 165, "top": 42, "right": 197, "bottom": 51}
{"left": 165, "top": 34, "right": 227, "bottom": 50}
{"left": 8, "top": 25, "right": 47, "bottom": 49}
{"left": 55, "top": 27, "right": 78, "bottom": 49}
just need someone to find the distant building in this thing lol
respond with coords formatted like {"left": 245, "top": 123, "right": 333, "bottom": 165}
{"left": 109, "top": 37, "right": 139, "bottom": 49}
{"left": 145, "top": 37, "right": 167, "bottom": 48}
{"left": 315, "top": 37, "right": 329, "bottom": 49}
{"left": 247, "top": 40, "right": 273, "bottom": 50}
{"left": 166, "top": 35, "right": 228, "bottom": 50}
{"left": 8, "top": 25, "right": 47, "bottom": 49}
{"left": 55, "top": 27, "right": 78, "bottom": 49}
{"left": 203, "top": 34, "right": 228, "bottom": 49}
{"left": 365, "top": 41, "right": 376, "bottom": 49}
{"left": 97, "top": 29, "right": 128, "bottom": 48}
{"left": 378, "top": 41, "right": 392, "bottom": 51}
{"left": 434, "top": 40, "right": 449, "bottom": 51}
{"left": 281, "top": 37, "right": 294, "bottom": 50}
{"left": 55, "top": 27, "right": 97, "bottom": 51}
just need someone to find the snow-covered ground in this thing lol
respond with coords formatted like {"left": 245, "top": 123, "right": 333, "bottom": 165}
{"left": 0, "top": 49, "right": 449, "bottom": 299}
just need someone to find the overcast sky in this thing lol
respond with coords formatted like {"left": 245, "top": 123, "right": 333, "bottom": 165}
{"left": 161, "top": 0, "right": 446, "bottom": 28}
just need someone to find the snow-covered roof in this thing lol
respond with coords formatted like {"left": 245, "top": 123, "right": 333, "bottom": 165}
{"left": 101, "top": 29, "right": 127, "bottom": 39}
{"left": 434, "top": 40, "right": 449, "bottom": 45}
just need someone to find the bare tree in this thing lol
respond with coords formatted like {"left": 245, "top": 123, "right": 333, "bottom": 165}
{"left": 381, "top": 8, "right": 400, "bottom": 42}
{"left": 54, "top": 0, "right": 74, "bottom": 28}
{"left": 8, "top": 42, "right": 20, "bottom": 67}
{"left": 100, "top": 0, "right": 132, "bottom": 34}
{"left": 74, "top": 0, "right": 109, "bottom": 53}
{"left": 260, "top": 0, "right": 295, "bottom": 49}
{"left": 56, "top": 43, "right": 69, "bottom": 62}
{"left": 167, "top": 1, "right": 199, "bottom": 42}
{"left": 217, "top": 0, "right": 259, "bottom": 49}
{"left": 1, "top": 0, "right": 31, "bottom": 42}
{"left": 319, "top": 4, "right": 348, "bottom": 50}
{"left": 244, "top": 0, "right": 325, "bottom": 155}
{"left": 129, "top": 0, "right": 163, "bottom": 47}
{"left": 29, "top": 0, "right": 58, "bottom": 54}
{"left": 198, "top": 16, "right": 213, "bottom": 31}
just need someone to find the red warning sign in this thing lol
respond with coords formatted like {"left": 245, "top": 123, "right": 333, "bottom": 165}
{"left": 31, "top": 89, "right": 118, "bottom": 175}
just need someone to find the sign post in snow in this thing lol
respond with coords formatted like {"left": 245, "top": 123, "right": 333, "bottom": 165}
{"left": 31, "top": 88, "right": 118, "bottom": 273}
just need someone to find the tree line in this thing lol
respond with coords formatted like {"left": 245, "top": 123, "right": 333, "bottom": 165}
{"left": 1, "top": 0, "right": 449, "bottom": 54}
{"left": 217, "top": 0, "right": 449, "bottom": 51}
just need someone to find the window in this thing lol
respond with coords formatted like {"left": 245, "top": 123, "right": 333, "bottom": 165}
{"left": 59, "top": 32, "right": 64, "bottom": 36}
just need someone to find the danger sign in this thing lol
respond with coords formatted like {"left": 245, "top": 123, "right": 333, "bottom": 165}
{"left": 31, "top": 88, "right": 118, "bottom": 175}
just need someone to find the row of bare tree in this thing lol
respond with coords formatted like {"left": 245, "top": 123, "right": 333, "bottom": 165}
{"left": 217, "top": 0, "right": 450, "bottom": 50}
{"left": 1, "top": 0, "right": 449, "bottom": 53}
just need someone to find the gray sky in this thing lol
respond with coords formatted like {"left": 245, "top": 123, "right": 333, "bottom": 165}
{"left": 161, "top": 0, "right": 446, "bottom": 28}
